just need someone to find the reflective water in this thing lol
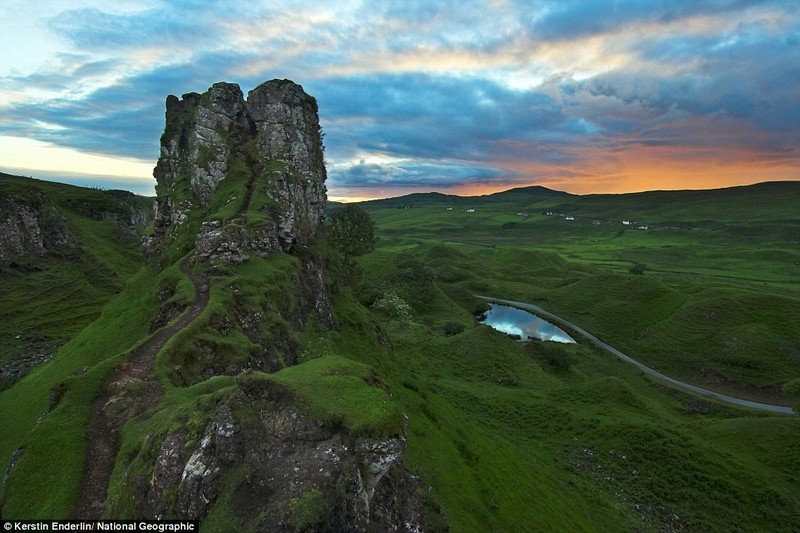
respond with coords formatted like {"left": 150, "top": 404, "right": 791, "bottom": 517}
{"left": 481, "top": 303, "right": 576, "bottom": 343}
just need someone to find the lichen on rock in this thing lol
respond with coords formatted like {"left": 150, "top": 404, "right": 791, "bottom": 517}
{"left": 147, "top": 79, "right": 328, "bottom": 261}
{"left": 0, "top": 192, "right": 72, "bottom": 263}
{"left": 132, "top": 385, "right": 430, "bottom": 531}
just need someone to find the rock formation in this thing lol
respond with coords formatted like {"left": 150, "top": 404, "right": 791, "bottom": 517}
{"left": 0, "top": 179, "right": 150, "bottom": 265}
{"left": 128, "top": 80, "right": 440, "bottom": 531}
{"left": 0, "top": 191, "right": 71, "bottom": 263}
{"left": 146, "top": 79, "right": 335, "bottom": 329}
{"left": 134, "top": 388, "right": 428, "bottom": 531}
{"left": 147, "top": 79, "right": 327, "bottom": 259}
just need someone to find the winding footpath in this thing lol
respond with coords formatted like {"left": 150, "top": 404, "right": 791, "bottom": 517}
{"left": 477, "top": 296, "right": 795, "bottom": 415}
{"left": 73, "top": 265, "right": 210, "bottom": 519}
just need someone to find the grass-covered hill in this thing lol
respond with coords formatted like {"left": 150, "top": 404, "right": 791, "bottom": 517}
{"left": 0, "top": 173, "right": 153, "bottom": 389}
{"left": 351, "top": 181, "right": 800, "bottom": 530}
{"left": 362, "top": 181, "right": 800, "bottom": 400}
{"left": 1, "top": 173, "right": 798, "bottom": 531}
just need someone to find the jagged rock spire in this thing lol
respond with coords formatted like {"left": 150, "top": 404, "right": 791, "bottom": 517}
{"left": 149, "top": 79, "right": 327, "bottom": 255}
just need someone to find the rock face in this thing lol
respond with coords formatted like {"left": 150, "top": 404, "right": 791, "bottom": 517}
{"left": 147, "top": 79, "right": 327, "bottom": 259}
{"left": 133, "top": 385, "right": 430, "bottom": 531}
{"left": 0, "top": 180, "right": 151, "bottom": 265}
{"left": 146, "top": 79, "right": 334, "bottom": 328}
{"left": 0, "top": 192, "right": 71, "bottom": 263}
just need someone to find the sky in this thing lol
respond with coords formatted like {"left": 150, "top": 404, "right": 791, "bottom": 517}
{"left": 1, "top": 1, "right": 798, "bottom": 200}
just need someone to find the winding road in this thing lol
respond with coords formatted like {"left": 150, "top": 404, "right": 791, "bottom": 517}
{"left": 477, "top": 296, "right": 795, "bottom": 415}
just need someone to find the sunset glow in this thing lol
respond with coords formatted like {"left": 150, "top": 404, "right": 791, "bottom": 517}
{"left": 1, "top": 1, "right": 798, "bottom": 198}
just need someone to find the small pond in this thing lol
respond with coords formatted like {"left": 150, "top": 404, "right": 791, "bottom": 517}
{"left": 481, "top": 303, "right": 576, "bottom": 343}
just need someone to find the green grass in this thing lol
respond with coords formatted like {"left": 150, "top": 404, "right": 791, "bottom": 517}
{"left": 240, "top": 355, "right": 404, "bottom": 438}
{"left": 360, "top": 197, "right": 800, "bottom": 403}
{"left": 345, "top": 185, "right": 800, "bottom": 530}
{"left": 3, "top": 178, "right": 799, "bottom": 530}
{"left": 0, "top": 174, "right": 150, "bottom": 371}
{"left": 363, "top": 288, "right": 800, "bottom": 531}
{"left": 0, "top": 267, "right": 160, "bottom": 517}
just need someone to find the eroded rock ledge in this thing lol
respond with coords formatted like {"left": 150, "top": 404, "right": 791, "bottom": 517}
{"left": 132, "top": 380, "right": 431, "bottom": 532}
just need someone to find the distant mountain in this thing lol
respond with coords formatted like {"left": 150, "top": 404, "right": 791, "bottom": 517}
{"left": 358, "top": 185, "right": 572, "bottom": 210}
{"left": 483, "top": 185, "right": 573, "bottom": 202}
{"left": 360, "top": 191, "right": 464, "bottom": 209}
{"left": 543, "top": 181, "right": 800, "bottom": 224}
{"left": 358, "top": 181, "right": 800, "bottom": 222}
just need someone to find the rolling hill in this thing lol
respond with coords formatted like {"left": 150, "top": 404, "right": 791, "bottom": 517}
{"left": 2, "top": 109, "right": 798, "bottom": 530}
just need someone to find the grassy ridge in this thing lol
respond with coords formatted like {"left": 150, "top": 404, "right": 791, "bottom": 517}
{"left": 0, "top": 174, "right": 151, "bottom": 371}
{"left": 0, "top": 267, "right": 161, "bottom": 516}
{"left": 352, "top": 237, "right": 799, "bottom": 531}
{"left": 362, "top": 183, "right": 800, "bottom": 403}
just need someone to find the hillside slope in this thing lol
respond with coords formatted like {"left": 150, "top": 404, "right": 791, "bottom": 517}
{"left": 0, "top": 173, "right": 152, "bottom": 388}
{"left": 0, "top": 82, "right": 436, "bottom": 530}
{"left": 2, "top": 99, "right": 798, "bottom": 530}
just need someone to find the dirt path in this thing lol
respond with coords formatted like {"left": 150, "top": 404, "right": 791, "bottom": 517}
{"left": 72, "top": 265, "right": 210, "bottom": 519}
{"left": 477, "top": 296, "right": 795, "bottom": 415}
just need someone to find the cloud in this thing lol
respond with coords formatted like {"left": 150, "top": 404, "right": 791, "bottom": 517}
{"left": 47, "top": 2, "right": 272, "bottom": 53}
{"left": 329, "top": 157, "right": 510, "bottom": 188}
{"left": 521, "top": 0, "right": 788, "bottom": 41}
{"left": 315, "top": 73, "right": 572, "bottom": 162}
{"left": 0, "top": 0, "right": 797, "bottom": 197}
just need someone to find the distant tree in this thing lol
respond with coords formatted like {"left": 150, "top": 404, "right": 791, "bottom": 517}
{"left": 441, "top": 321, "right": 466, "bottom": 336}
{"left": 629, "top": 263, "right": 647, "bottom": 275}
{"left": 389, "top": 258, "right": 437, "bottom": 311}
{"left": 328, "top": 204, "right": 377, "bottom": 259}
{"left": 328, "top": 204, "right": 377, "bottom": 284}
{"left": 525, "top": 341, "right": 575, "bottom": 371}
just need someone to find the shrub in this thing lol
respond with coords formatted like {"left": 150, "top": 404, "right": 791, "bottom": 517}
{"left": 629, "top": 263, "right": 647, "bottom": 275}
{"left": 371, "top": 291, "right": 412, "bottom": 325}
{"left": 441, "top": 321, "right": 465, "bottom": 336}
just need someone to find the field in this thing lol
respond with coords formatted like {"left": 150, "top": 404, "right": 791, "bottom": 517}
{"left": 361, "top": 182, "right": 800, "bottom": 403}
{"left": 347, "top": 182, "right": 800, "bottom": 530}
{"left": 1, "top": 177, "right": 799, "bottom": 530}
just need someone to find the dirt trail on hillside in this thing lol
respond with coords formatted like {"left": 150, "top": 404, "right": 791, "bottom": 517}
{"left": 72, "top": 265, "right": 210, "bottom": 519}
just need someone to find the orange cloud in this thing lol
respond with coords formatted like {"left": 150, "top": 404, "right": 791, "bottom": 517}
{"left": 489, "top": 142, "right": 800, "bottom": 195}
{"left": 327, "top": 141, "right": 799, "bottom": 199}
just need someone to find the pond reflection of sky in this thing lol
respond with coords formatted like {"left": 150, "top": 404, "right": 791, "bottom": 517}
{"left": 482, "top": 304, "right": 576, "bottom": 344}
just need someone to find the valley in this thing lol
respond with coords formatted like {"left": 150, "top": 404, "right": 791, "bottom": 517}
{"left": 350, "top": 182, "right": 800, "bottom": 530}
{"left": 478, "top": 296, "right": 793, "bottom": 414}
{"left": 1, "top": 83, "right": 798, "bottom": 531}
